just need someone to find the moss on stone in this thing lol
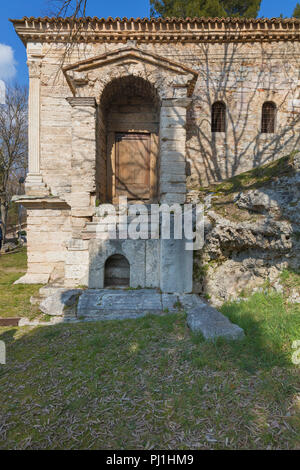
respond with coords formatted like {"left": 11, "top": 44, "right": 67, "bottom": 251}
{"left": 192, "top": 151, "right": 298, "bottom": 197}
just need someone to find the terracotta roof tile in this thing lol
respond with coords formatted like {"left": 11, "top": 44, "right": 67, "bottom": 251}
{"left": 10, "top": 16, "right": 300, "bottom": 25}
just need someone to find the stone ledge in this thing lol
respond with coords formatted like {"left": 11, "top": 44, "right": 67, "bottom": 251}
{"left": 12, "top": 195, "right": 70, "bottom": 209}
{"left": 14, "top": 273, "right": 50, "bottom": 285}
{"left": 66, "top": 97, "right": 97, "bottom": 108}
{"left": 28, "top": 288, "right": 244, "bottom": 341}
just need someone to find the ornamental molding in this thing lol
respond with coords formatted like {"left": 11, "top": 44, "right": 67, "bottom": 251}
{"left": 27, "top": 58, "right": 42, "bottom": 79}
{"left": 63, "top": 46, "right": 198, "bottom": 98}
{"left": 11, "top": 16, "right": 300, "bottom": 45}
{"left": 66, "top": 97, "right": 97, "bottom": 107}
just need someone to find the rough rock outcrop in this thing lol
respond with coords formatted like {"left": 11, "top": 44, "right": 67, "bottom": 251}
{"left": 191, "top": 153, "right": 300, "bottom": 306}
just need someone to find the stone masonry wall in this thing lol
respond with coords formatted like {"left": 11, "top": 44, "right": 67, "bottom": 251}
{"left": 19, "top": 37, "right": 300, "bottom": 287}
{"left": 25, "top": 204, "right": 72, "bottom": 283}
{"left": 38, "top": 40, "right": 300, "bottom": 199}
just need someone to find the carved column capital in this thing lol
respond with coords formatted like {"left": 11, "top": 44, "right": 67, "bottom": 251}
{"left": 27, "top": 59, "right": 42, "bottom": 79}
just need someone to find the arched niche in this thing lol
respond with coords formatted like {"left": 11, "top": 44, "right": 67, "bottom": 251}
{"left": 104, "top": 254, "right": 130, "bottom": 287}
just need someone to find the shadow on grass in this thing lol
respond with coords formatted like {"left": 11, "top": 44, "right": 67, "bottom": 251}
{"left": 0, "top": 303, "right": 298, "bottom": 449}
{"left": 217, "top": 292, "right": 300, "bottom": 372}
{"left": 1, "top": 293, "right": 298, "bottom": 375}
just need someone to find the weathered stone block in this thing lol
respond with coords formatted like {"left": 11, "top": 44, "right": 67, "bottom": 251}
{"left": 160, "top": 238, "right": 193, "bottom": 293}
{"left": 186, "top": 302, "right": 245, "bottom": 341}
{"left": 39, "top": 289, "right": 82, "bottom": 316}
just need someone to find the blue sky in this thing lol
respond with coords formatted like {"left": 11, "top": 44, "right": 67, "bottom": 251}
{"left": 0, "top": 0, "right": 298, "bottom": 86}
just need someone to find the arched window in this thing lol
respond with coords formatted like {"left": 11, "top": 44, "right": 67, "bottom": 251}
{"left": 261, "top": 102, "right": 276, "bottom": 133}
{"left": 211, "top": 101, "right": 226, "bottom": 133}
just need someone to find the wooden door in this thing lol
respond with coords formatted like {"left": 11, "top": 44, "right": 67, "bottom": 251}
{"left": 115, "top": 133, "right": 151, "bottom": 200}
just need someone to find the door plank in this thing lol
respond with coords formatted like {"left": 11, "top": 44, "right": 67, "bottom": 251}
{"left": 115, "top": 133, "right": 151, "bottom": 200}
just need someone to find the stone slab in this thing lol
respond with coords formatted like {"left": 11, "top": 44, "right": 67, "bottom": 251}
{"left": 160, "top": 239, "right": 193, "bottom": 293}
{"left": 35, "top": 288, "right": 244, "bottom": 341}
{"left": 77, "top": 289, "right": 163, "bottom": 319}
{"left": 39, "top": 286, "right": 70, "bottom": 298}
{"left": 186, "top": 298, "right": 245, "bottom": 341}
{"left": 161, "top": 293, "right": 183, "bottom": 312}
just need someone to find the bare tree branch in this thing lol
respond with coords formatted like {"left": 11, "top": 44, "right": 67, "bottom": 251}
{"left": 0, "top": 84, "right": 28, "bottom": 240}
{"left": 44, "top": 1, "right": 97, "bottom": 81}
{"left": 47, "top": 0, "right": 88, "bottom": 18}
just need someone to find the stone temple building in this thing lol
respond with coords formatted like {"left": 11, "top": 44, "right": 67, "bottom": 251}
{"left": 11, "top": 17, "right": 300, "bottom": 292}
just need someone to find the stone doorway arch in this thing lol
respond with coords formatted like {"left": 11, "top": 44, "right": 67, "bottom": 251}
{"left": 65, "top": 46, "right": 198, "bottom": 207}
{"left": 99, "top": 75, "right": 160, "bottom": 203}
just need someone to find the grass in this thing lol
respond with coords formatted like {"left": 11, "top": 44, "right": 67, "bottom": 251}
{"left": 0, "top": 304, "right": 299, "bottom": 448}
{"left": 280, "top": 268, "right": 300, "bottom": 292}
{"left": 0, "top": 248, "right": 42, "bottom": 320}
{"left": 221, "top": 292, "right": 300, "bottom": 372}
{"left": 0, "top": 249, "right": 299, "bottom": 449}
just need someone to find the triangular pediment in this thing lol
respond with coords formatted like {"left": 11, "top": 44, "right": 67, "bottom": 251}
{"left": 63, "top": 46, "right": 198, "bottom": 96}
{"left": 64, "top": 46, "right": 197, "bottom": 77}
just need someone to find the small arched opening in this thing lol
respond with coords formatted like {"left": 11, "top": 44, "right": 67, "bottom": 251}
{"left": 211, "top": 101, "right": 226, "bottom": 133}
{"left": 261, "top": 101, "right": 276, "bottom": 134}
{"left": 104, "top": 254, "right": 130, "bottom": 287}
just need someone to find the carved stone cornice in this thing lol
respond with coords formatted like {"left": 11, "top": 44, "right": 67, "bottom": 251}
{"left": 66, "top": 97, "right": 97, "bottom": 107}
{"left": 11, "top": 16, "right": 300, "bottom": 45}
{"left": 12, "top": 195, "right": 70, "bottom": 209}
{"left": 162, "top": 98, "right": 193, "bottom": 108}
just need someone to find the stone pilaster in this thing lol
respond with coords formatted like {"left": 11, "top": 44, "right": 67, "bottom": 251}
{"left": 67, "top": 97, "right": 97, "bottom": 236}
{"left": 25, "top": 57, "right": 49, "bottom": 196}
{"left": 159, "top": 98, "right": 191, "bottom": 204}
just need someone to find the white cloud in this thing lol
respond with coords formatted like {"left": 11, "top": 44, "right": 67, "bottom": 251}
{"left": 0, "top": 44, "right": 16, "bottom": 81}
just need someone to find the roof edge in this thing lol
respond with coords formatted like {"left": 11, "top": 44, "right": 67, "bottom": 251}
{"left": 11, "top": 16, "right": 300, "bottom": 46}
{"left": 9, "top": 16, "right": 300, "bottom": 24}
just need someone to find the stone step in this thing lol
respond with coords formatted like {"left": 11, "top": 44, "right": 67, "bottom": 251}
{"left": 84, "top": 221, "right": 160, "bottom": 232}
{"left": 77, "top": 289, "right": 170, "bottom": 318}
{"left": 35, "top": 288, "right": 244, "bottom": 341}
{"left": 94, "top": 204, "right": 154, "bottom": 218}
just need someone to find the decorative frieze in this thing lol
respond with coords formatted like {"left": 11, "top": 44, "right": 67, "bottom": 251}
{"left": 11, "top": 17, "right": 300, "bottom": 44}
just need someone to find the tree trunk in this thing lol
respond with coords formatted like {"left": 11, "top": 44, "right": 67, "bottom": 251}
{"left": 0, "top": 199, "right": 7, "bottom": 242}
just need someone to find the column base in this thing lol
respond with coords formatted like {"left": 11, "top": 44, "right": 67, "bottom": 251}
{"left": 25, "top": 173, "right": 50, "bottom": 197}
